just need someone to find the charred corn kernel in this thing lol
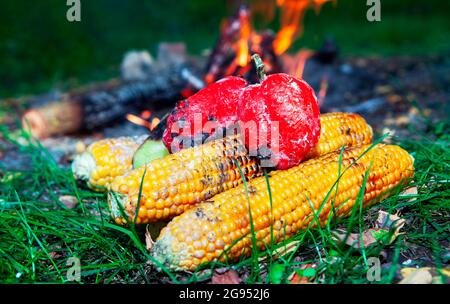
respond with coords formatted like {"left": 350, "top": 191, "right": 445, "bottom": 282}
{"left": 72, "top": 136, "right": 147, "bottom": 191}
{"left": 108, "top": 135, "right": 262, "bottom": 224}
{"left": 151, "top": 144, "right": 414, "bottom": 270}
{"left": 307, "top": 112, "right": 373, "bottom": 159}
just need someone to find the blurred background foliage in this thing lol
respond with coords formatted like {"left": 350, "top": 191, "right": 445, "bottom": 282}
{"left": 0, "top": 0, "right": 449, "bottom": 97}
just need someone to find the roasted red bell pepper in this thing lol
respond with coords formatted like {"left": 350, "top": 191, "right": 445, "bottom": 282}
{"left": 162, "top": 54, "right": 320, "bottom": 170}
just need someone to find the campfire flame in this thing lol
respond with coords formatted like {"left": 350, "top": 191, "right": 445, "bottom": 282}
{"left": 205, "top": 0, "right": 332, "bottom": 84}
{"left": 126, "top": 112, "right": 160, "bottom": 131}
{"left": 317, "top": 74, "right": 329, "bottom": 106}
{"left": 273, "top": 0, "right": 310, "bottom": 55}
{"left": 274, "top": 0, "right": 333, "bottom": 55}
{"left": 294, "top": 48, "right": 314, "bottom": 78}
{"left": 236, "top": 9, "right": 251, "bottom": 67}
{"left": 140, "top": 110, "right": 152, "bottom": 119}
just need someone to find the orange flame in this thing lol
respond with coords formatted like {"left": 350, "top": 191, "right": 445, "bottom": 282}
{"left": 236, "top": 10, "right": 251, "bottom": 67}
{"left": 126, "top": 112, "right": 160, "bottom": 131}
{"left": 150, "top": 117, "right": 161, "bottom": 130}
{"left": 141, "top": 110, "right": 152, "bottom": 119}
{"left": 274, "top": 0, "right": 331, "bottom": 55}
{"left": 317, "top": 74, "right": 329, "bottom": 106}
{"left": 294, "top": 48, "right": 314, "bottom": 78}
{"left": 205, "top": 1, "right": 334, "bottom": 83}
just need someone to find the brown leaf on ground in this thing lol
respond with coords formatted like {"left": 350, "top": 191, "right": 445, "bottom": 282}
{"left": 59, "top": 195, "right": 78, "bottom": 209}
{"left": 376, "top": 210, "right": 405, "bottom": 229}
{"left": 400, "top": 267, "right": 450, "bottom": 284}
{"left": 49, "top": 245, "right": 62, "bottom": 259}
{"left": 375, "top": 210, "right": 406, "bottom": 243}
{"left": 332, "top": 229, "right": 378, "bottom": 249}
{"left": 399, "top": 186, "right": 418, "bottom": 202}
{"left": 399, "top": 268, "right": 433, "bottom": 284}
{"left": 259, "top": 241, "right": 300, "bottom": 263}
{"left": 288, "top": 273, "right": 305, "bottom": 284}
{"left": 211, "top": 269, "right": 241, "bottom": 284}
{"left": 288, "top": 264, "right": 317, "bottom": 284}
{"left": 332, "top": 211, "right": 405, "bottom": 249}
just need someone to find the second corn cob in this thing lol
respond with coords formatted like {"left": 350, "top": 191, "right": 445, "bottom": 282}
{"left": 306, "top": 112, "right": 373, "bottom": 159}
{"left": 151, "top": 144, "right": 414, "bottom": 271}
{"left": 72, "top": 136, "right": 147, "bottom": 191}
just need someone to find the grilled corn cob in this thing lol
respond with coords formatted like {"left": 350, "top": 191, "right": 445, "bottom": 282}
{"left": 72, "top": 136, "right": 147, "bottom": 191}
{"left": 307, "top": 112, "right": 372, "bottom": 159}
{"left": 151, "top": 144, "right": 414, "bottom": 270}
{"left": 108, "top": 135, "right": 261, "bottom": 224}
{"left": 71, "top": 112, "right": 370, "bottom": 192}
{"left": 107, "top": 112, "right": 373, "bottom": 224}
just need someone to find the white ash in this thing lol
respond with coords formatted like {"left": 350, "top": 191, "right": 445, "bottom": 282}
{"left": 121, "top": 50, "right": 154, "bottom": 81}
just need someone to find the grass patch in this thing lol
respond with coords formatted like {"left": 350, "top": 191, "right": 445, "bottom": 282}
{"left": 0, "top": 116, "right": 448, "bottom": 283}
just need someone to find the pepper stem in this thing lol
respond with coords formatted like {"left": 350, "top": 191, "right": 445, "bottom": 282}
{"left": 251, "top": 54, "right": 267, "bottom": 82}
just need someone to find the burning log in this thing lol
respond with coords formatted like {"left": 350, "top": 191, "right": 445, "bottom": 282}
{"left": 204, "top": 0, "right": 332, "bottom": 84}
{"left": 204, "top": 5, "right": 281, "bottom": 84}
{"left": 21, "top": 63, "right": 197, "bottom": 139}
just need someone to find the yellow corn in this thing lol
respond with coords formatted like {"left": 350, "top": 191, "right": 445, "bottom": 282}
{"left": 108, "top": 135, "right": 261, "bottom": 224}
{"left": 107, "top": 112, "right": 374, "bottom": 224}
{"left": 151, "top": 144, "right": 414, "bottom": 270}
{"left": 307, "top": 112, "right": 373, "bottom": 159}
{"left": 72, "top": 136, "right": 147, "bottom": 191}
{"left": 71, "top": 112, "right": 369, "bottom": 192}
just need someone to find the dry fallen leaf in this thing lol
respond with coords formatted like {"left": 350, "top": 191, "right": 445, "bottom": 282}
{"left": 399, "top": 186, "right": 418, "bottom": 202}
{"left": 288, "top": 264, "right": 317, "bottom": 284}
{"left": 375, "top": 210, "right": 406, "bottom": 244}
{"left": 211, "top": 269, "right": 241, "bottom": 284}
{"left": 399, "top": 268, "right": 433, "bottom": 284}
{"left": 59, "top": 195, "right": 78, "bottom": 209}
{"left": 332, "top": 211, "right": 405, "bottom": 249}
{"left": 49, "top": 245, "right": 62, "bottom": 259}
{"left": 400, "top": 267, "right": 450, "bottom": 284}
{"left": 442, "top": 269, "right": 450, "bottom": 278}
{"left": 332, "top": 229, "right": 378, "bottom": 249}
{"left": 376, "top": 210, "right": 402, "bottom": 228}
{"left": 259, "top": 241, "right": 300, "bottom": 263}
